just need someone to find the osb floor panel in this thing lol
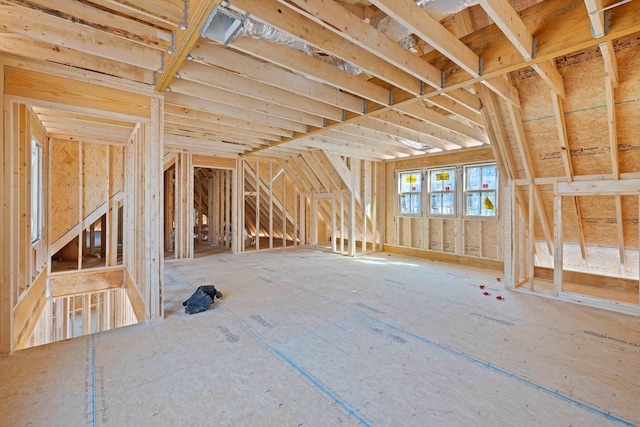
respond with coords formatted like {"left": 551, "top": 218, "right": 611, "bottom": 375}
{"left": 2, "top": 248, "right": 640, "bottom": 426}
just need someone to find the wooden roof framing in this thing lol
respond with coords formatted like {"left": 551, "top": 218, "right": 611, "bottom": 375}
{"left": 1, "top": 0, "right": 640, "bottom": 255}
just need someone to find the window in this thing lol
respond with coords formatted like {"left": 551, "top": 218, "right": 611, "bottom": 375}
{"left": 465, "top": 164, "right": 497, "bottom": 217}
{"left": 30, "top": 138, "right": 43, "bottom": 244}
{"left": 398, "top": 171, "right": 421, "bottom": 214}
{"left": 429, "top": 168, "right": 455, "bottom": 215}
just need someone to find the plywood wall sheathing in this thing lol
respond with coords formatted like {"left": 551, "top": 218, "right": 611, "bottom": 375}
{"left": 82, "top": 142, "right": 108, "bottom": 219}
{"left": 50, "top": 139, "right": 80, "bottom": 243}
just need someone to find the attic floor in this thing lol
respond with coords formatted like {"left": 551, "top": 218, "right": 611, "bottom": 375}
{"left": 1, "top": 248, "right": 639, "bottom": 426}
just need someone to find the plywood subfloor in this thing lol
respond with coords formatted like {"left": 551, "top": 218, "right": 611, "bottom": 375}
{"left": 2, "top": 248, "right": 640, "bottom": 426}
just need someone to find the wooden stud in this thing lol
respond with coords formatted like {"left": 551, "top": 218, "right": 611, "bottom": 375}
{"left": 348, "top": 158, "right": 357, "bottom": 256}
{"left": 553, "top": 183, "right": 562, "bottom": 297}
{"left": 269, "top": 163, "right": 274, "bottom": 249}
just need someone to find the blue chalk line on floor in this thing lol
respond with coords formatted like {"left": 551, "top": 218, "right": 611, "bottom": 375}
{"left": 221, "top": 306, "right": 371, "bottom": 427}
{"left": 370, "top": 316, "right": 637, "bottom": 427}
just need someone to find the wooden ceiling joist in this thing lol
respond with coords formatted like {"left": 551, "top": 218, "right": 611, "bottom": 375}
{"left": 0, "top": 6, "right": 163, "bottom": 71}
{"left": 229, "top": 37, "right": 390, "bottom": 106}
{"left": 476, "top": 0, "right": 534, "bottom": 60}
{"left": 168, "top": 78, "right": 326, "bottom": 127}
{"left": 176, "top": 60, "right": 345, "bottom": 121}
{"left": 164, "top": 92, "right": 308, "bottom": 132}
{"left": 5, "top": 0, "right": 173, "bottom": 51}
{"left": 230, "top": 0, "right": 423, "bottom": 95}
{"left": 370, "top": 0, "right": 481, "bottom": 77}
{"left": 190, "top": 41, "right": 366, "bottom": 114}
{"left": 164, "top": 104, "right": 293, "bottom": 138}
{"left": 281, "top": 0, "right": 444, "bottom": 89}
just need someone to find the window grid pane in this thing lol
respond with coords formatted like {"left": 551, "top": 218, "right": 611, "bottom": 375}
{"left": 399, "top": 172, "right": 421, "bottom": 215}
{"left": 465, "top": 164, "right": 497, "bottom": 217}
{"left": 429, "top": 168, "right": 455, "bottom": 215}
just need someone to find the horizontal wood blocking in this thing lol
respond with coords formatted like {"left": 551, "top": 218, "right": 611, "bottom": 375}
{"left": 535, "top": 267, "right": 639, "bottom": 293}
{"left": 3, "top": 67, "right": 151, "bottom": 119}
{"left": 192, "top": 155, "right": 237, "bottom": 170}
{"left": 49, "top": 267, "right": 125, "bottom": 298}
{"left": 391, "top": 147, "right": 495, "bottom": 170}
{"left": 384, "top": 244, "right": 504, "bottom": 271}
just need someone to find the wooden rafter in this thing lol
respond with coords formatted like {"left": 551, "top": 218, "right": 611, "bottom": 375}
{"left": 231, "top": 0, "right": 423, "bottom": 95}
{"left": 550, "top": 92, "right": 574, "bottom": 182}
{"left": 477, "top": 84, "right": 516, "bottom": 179}
{"left": 281, "top": 0, "right": 444, "bottom": 89}
{"left": 481, "top": 75, "right": 521, "bottom": 108}
{"left": 369, "top": 0, "right": 480, "bottom": 77}
{"left": 477, "top": 0, "right": 533, "bottom": 60}
{"left": 599, "top": 40, "right": 619, "bottom": 87}
{"left": 531, "top": 59, "right": 566, "bottom": 99}
{"left": 156, "top": 0, "right": 220, "bottom": 91}
{"left": 230, "top": 37, "right": 390, "bottom": 106}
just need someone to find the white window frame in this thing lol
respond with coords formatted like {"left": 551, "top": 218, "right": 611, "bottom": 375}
{"left": 30, "top": 137, "right": 43, "bottom": 245}
{"left": 427, "top": 167, "right": 456, "bottom": 217}
{"left": 398, "top": 170, "right": 422, "bottom": 215}
{"left": 463, "top": 162, "right": 499, "bottom": 218}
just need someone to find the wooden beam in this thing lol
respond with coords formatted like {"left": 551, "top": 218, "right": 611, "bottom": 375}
{"left": 165, "top": 92, "right": 307, "bottom": 132}
{"left": 476, "top": 0, "right": 534, "bottom": 59}
{"left": 125, "top": 270, "right": 145, "bottom": 323}
{"left": 230, "top": 0, "right": 423, "bottom": 95}
{"left": 572, "top": 196, "right": 588, "bottom": 262}
{"left": 156, "top": 0, "right": 221, "bottom": 91}
{"left": 372, "top": 110, "right": 471, "bottom": 149}
{"left": 558, "top": 179, "right": 640, "bottom": 195}
{"left": 229, "top": 37, "right": 390, "bottom": 106}
{"left": 176, "top": 61, "right": 344, "bottom": 121}
{"left": 426, "top": 95, "right": 484, "bottom": 126}
{"left": 477, "top": 84, "right": 516, "bottom": 179}
{"left": 49, "top": 268, "right": 124, "bottom": 297}
{"left": 615, "top": 195, "right": 625, "bottom": 273}
{"left": 13, "top": 270, "right": 47, "bottom": 350}
{"left": 0, "top": 6, "right": 163, "bottom": 71}
{"left": 282, "top": 0, "right": 444, "bottom": 88}
{"left": 395, "top": 101, "right": 488, "bottom": 144}
{"left": 190, "top": 42, "right": 365, "bottom": 113}
{"left": 370, "top": 0, "right": 480, "bottom": 76}
{"left": 599, "top": 40, "right": 619, "bottom": 87}
{"left": 6, "top": 0, "right": 173, "bottom": 50}
{"left": 481, "top": 76, "right": 521, "bottom": 108}
{"left": 605, "top": 74, "right": 619, "bottom": 180}
{"left": 168, "top": 79, "right": 326, "bottom": 127}
{"left": 0, "top": 33, "right": 155, "bottom": 85}
{"left": 355, "top": 117, "right": 458, "bottom": 151}
{"left": 584, "top": 0, "right": 606, "bottom": 37}
{"left": 81, "top": 0, "right": 186, "bottom": 28}
{"left": 4, "top": 67, "right": 152, "bottom": 119}
{"left": 551, "top": 91, "right": 574, "bottom": 182}
{"left": 165, "top": 104, "right": 291, "bottom": 138}
{"left": 531, "top": 59, "right": 566, "bottom": 99}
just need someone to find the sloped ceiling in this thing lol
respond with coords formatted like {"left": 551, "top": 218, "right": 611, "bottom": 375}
{"left": 1, "top": 0, "right": 639, "bottom": 170}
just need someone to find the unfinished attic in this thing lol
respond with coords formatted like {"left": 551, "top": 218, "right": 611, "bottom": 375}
{"left": 2, "top": 0, "right": 640, "bottom": 425}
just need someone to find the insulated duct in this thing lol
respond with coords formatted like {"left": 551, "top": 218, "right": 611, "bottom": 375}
{"left": 377, "top": 0, "right": 479, "bottom": 48}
